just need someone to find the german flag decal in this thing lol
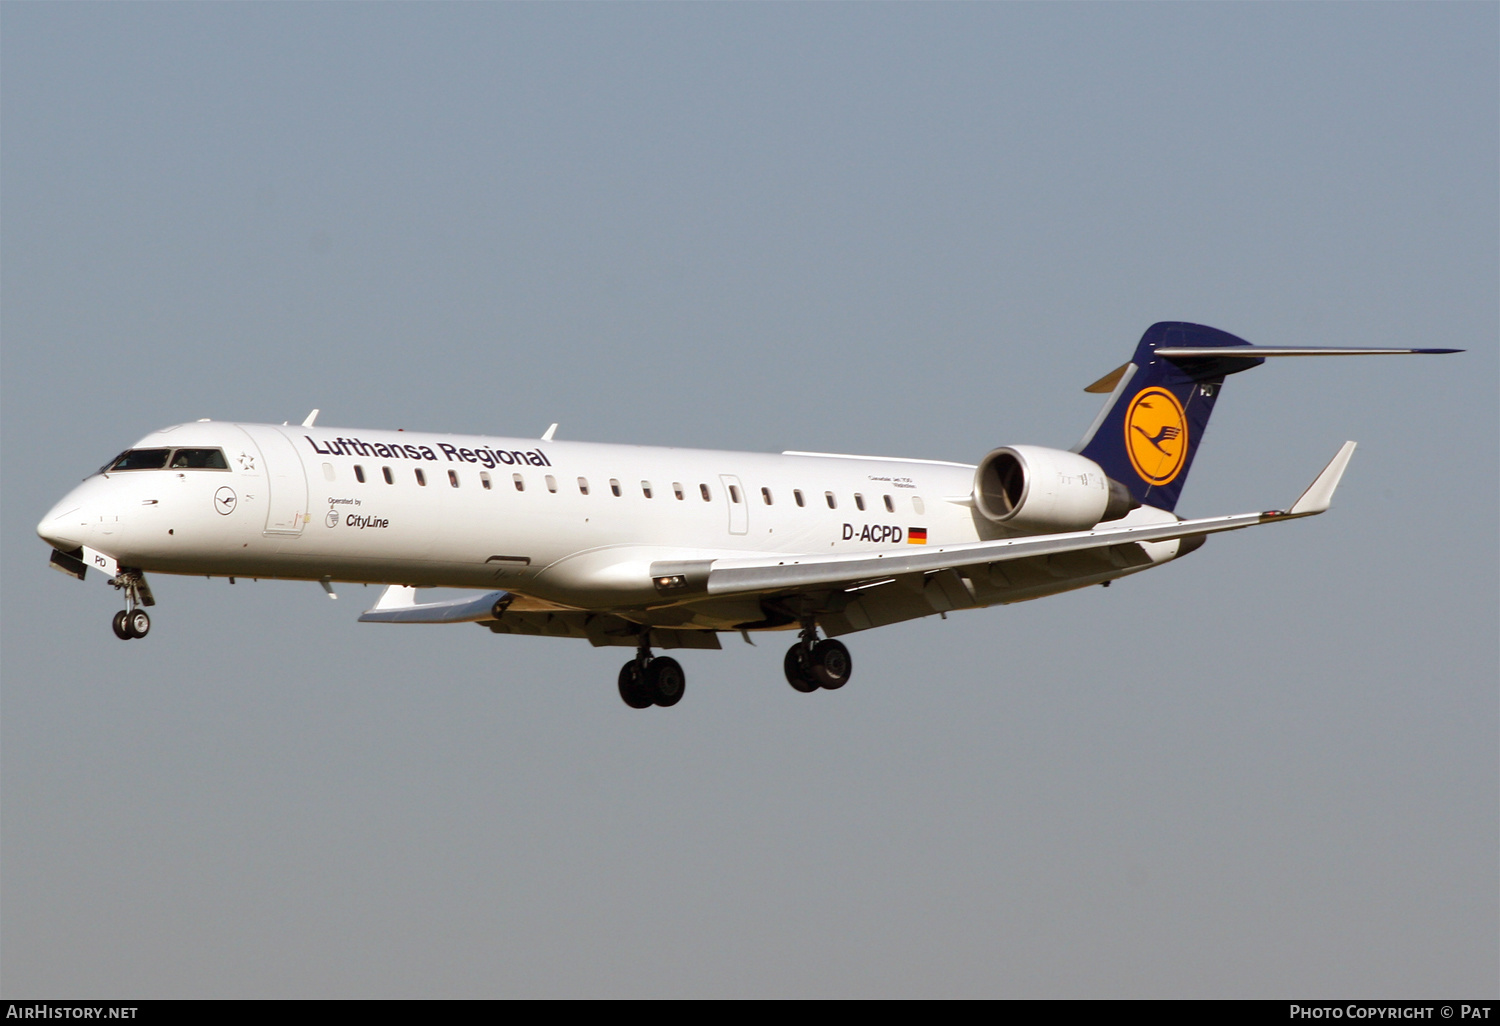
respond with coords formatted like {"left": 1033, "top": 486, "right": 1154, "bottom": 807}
{"left": 908, "top": 527, "right": 928, "bottom": 544}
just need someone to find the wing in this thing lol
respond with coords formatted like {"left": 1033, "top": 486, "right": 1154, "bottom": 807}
{"left": 675, "top": 440, "right": 1356, "bottom": 600}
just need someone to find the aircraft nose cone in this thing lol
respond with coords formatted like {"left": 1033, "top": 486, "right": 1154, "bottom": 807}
{"left": 37, "top": 502, "right": 89, "bottom": 551}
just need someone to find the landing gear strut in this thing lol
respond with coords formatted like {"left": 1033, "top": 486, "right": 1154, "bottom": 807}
{"left": 617, "top": 636, "right": 686, "bottom": 709}
{"left": 109, "top": 570, "right": 154, "bottom": 641}
{"left": 783, "top": 619, "right": 852, "bottom": 692}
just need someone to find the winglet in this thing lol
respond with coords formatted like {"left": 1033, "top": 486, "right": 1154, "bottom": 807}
{"left": 302, "top": 409, "right": 320, "bottom": 427}
{"left": 542, "top": 423, "right": 558, "bottom": 441}
{"left": 1286, "top": 441, "right": 1357, "bottom": 517}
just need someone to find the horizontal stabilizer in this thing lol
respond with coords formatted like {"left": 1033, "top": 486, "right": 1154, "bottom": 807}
{"left": 1156, "top": 346, "right": 1462, "bottom": 358}
{"left": 359, "top": 586, "right": 510, "bottom": 624}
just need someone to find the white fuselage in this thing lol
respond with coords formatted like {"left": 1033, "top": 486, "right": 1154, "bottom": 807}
{"left": 37, "top": 420, "right": 1184, "bottom": 632}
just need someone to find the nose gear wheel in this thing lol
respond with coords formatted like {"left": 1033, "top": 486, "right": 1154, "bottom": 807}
{"left": 107, "top": 570, "right": 155, "bottom": 640}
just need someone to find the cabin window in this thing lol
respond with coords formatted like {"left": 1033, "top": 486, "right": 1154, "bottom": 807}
{"left": 610, "top": 479, "right": 622, "bottom": 497}
{"left": 854, "top": 493, "right": 865, "bottom": 511}
{"left": 545, "top": 475, "right": 557, "bottom": 493}
{"left": 673, "top": 482, "right": 684, "bottom": 500}
{"left": 354, "top": 465, "right": 366, "bottom": 483}
{"left": 729, "top": 484, "right": 743, "bottom": 504}
{"left": 794, "top": 489, "right": 805, "bottom": 507}
{"left": 322, "top": 463, "right": 336, "bottom": 482}
{"left": 480, "top": 472, "right": 492, "bottom": 490}
{"left": 825, "top": 491, "right": 837, "bottom": 509}
{"left": 578, "top": 477, "right": 589, "bottom": 495}
{"left": 641, "top": 481, "right": 653, "bottom": 499}
{"left": 699, "top": 483, "right": 712, "bottom": 502}
{"left": 415, "top": 468, "right": 426, "bottom": 486}
{"left": 169, "top": 448, "right": 229, "bottom": 470}
{"left": 912, "top": 496, "right": 925, "bottom": 515}
{"left": 382, "top": 467, "right": 394, "bottom": 485}
{"left": 883, "top": 494, "right": 895, "bottom": 513}
{"left": 513, "top": 473, "right": 524, "bottom": 492}
{"left": 761, "top": 487, "right": 773, "bottom": 505}
{"left": 448, "top": 470, "right": 459, "bottom": 488}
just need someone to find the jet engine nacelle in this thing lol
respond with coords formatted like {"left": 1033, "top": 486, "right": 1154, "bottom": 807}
{"left": 972, "top": 445, "right": 1138, "bottom": 534}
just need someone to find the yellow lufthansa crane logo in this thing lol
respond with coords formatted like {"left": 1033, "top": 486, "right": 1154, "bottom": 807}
{"left": 1124, "top": 387, "right": 1188, "bottom": 485}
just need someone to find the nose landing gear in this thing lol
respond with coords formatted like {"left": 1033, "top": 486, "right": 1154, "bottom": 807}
{"left": 617, "top": 636, "right": 687, "bottom": 709}
{"left": 112, "top": 608, "right": 151, "bottom": 639}
{"left": 108, "top": 570, "right": 155, "bottom": 641}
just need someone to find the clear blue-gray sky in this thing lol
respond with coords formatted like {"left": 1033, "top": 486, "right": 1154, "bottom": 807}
{"left": 3, "top": 3, "right": 1495, "bottom": 998}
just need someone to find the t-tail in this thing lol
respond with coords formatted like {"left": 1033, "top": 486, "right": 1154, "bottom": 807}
{"left": 1074, "top": 321, "right": 1460, "bottom": 513}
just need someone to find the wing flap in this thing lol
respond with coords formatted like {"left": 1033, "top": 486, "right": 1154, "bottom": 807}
{"left": 704, "top": 511, "right": 1268, "bottom": 597}
{"left": 483, "top": 612, "right": 722, "bottom": 650}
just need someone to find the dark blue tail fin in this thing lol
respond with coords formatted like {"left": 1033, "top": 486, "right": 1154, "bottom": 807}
{"left": 1076, "top": 322, "right": 1264, "bottom": 512}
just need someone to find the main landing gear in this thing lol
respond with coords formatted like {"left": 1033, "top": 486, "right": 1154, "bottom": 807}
{"left": 615, "top": 622, "right": 854, "bottom": 708}
{"left": 108, "top": 570, "right": 154, "bottom": 641}
{"left": 783, "top": 620, "right": 852, "bottom": 693}
{"left": 617, "top": 637, "right": 686, "bottom": 710}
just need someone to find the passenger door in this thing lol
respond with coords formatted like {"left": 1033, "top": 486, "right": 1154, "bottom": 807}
{"left": 235, "top": 425, "right": 310, "bottom": 536}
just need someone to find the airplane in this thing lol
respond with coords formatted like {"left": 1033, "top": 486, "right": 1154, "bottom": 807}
{"left": 36, "top": 322, "right": 1458, "bottom": 709}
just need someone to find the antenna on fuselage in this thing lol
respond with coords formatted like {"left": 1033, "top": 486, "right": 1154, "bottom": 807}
{"left": 541, "top": 423, "right": 558, "bottom": 441}
{"left": 302, "top": 409, "right": 320, "bottom": 428}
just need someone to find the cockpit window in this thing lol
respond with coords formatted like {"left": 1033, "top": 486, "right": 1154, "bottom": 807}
{"left": 105, "top": 447, "right": 229, "bottom": 473}
{"left": 169, "top": 448, "right": 229, "bottom": 470}
{"left": 105, "top": 449, "right": 171, "bottom": 472}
